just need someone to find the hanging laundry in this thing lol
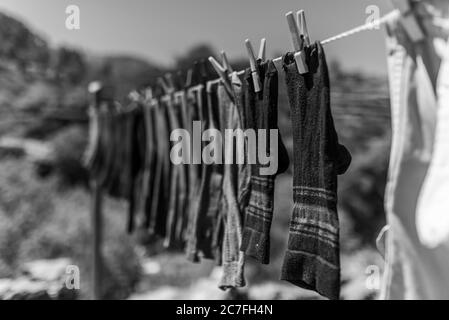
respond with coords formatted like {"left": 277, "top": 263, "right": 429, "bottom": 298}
{"left": 381, "top": 13, "right": 449, "bottom": 299}
{"left": 240, "top": 60, "right": 290, "bottom": 264}
{"left": 163, "top": 93, "right": 189, "bottom": 249}
{"left": 141, "top": 100, "right": 158, "bottom": 230}
{"left": 237, "top": 69, "right": 252, "bottom": 222}
{"left": 186, "top": 80, "right": 224, "bottom": 263}
{"left": 147, "top": 100, "right": 172, "bottom": 238}
{"left": 123, "top": 103, "right": 146, "bottom": 233}
{"left": 217, "top": 73, "right": 246, "bottom": 290}
{"left": 416, "top": 38, "right": 449, "bottom": 248}
{"left": 84, "top": 91, "right": 146, "bottom": 233}
{"left": 280, "top": 42, "right": 351, "bottom": 300}
{"left": 184, "top": 85, "right": 204, "bottom": 243}
{"left": 176, "top": 90, "right": 195, "bottom": 245}
{"left": 95, "top": 101, "right": 118, "bottom": 192}
{"left": 83, "top": 5, "right": 444, "bottom": 298}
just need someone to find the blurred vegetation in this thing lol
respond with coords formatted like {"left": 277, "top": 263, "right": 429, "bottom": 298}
{"left": 0, "top": 157, "right": 141, "bottom": 299}
{"left": 49, "top": 125, "right": 89, "bottom": 186}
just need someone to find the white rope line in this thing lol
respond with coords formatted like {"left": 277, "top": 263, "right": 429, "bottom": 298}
{"left": 321, "top": 9, "right": 401, "bottom": 45}
{"left": 209, "top": 10, "right": 402, "bottom": 85}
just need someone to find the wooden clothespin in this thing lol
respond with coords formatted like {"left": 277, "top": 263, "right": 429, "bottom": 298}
{"left": 164, "top": 73, "right": 176, "bottom": 92}
{"left": 174, "top": 90, "right": 186, "bottom": 106}
{"left": 158, "top": 74, "right": 176, "bottom": 107}
{"left": 297, "top": 10, "right": 311, "bottom": 74}
{"left": 286, "top": 12, "right": 303, "bottom": 52}
{"left": 157, "top": 76, "right": 171, "bottom": 95}
{"left": 297, "top": 10, "right": 311, "bottom": 46}
{"left": 88, "top": 81, "right": 115, "bottom": 104}
{"left": 187, "top": 82, "right": 204, "bottom": 106}
{"left": 127, "top": 90, "right": 145, "bottom": 112}
{"left": 208, "top": 56, "right": 233, "bottom": 94}
{"left": 185, "top": 68, "right": 193, "bottom": 88}
{"left": 88, "top": 81, "right": 103, "bottom": 102}
{"left": 391, "top": 0, "right": 425, "bottom": 42}
{"left": 88, "top": 81, "right": 115, "bottom": 115}
{"left": 245, "top": 39, "right": 264, "bottom": 92}
{"left": 286, "top": 11, "right": 308, "bottom": 74}
{"left": 221, "top": 51, "right": 233, "bottom": 73}
{"left": 272, "top": 57, "right": 283, "bottom": 74}
{"left": 145, "top": 88, "right": 159, "bottom": 109}
{"left": 258, "top": 38, "right": 266, "bottom": 61}
{"left": 88, "top": 81, "right": 103, "bottom": 110}
{"left": 173, "top": 72, "right": 187, "bottom": 105}
{"left": 144, "top": 88, "right": 153, "bottom": 103}
{"left": 128, "top": 90, "right": 141, "bottom": 102}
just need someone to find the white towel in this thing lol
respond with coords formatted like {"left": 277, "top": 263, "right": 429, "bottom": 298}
{"left": 416, "top": 38, "right": 449, "bottom": 248}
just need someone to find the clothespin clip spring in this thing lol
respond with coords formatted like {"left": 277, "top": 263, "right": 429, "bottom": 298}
{"left": 245, "top": 38, "right": 266, "bottom": 93}
{"left": 208, "top": 56, "right": 234, "bottom": 95}
{"left": 286, "top": 11, "right": 309, "bottom": 75}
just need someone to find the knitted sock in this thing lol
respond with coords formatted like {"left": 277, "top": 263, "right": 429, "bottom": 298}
{"left": 281, "top": 43, "right": 351, "bottom": 300}
{"left": 218, "top": 75, "right": 246, "bottom": 290}
{"left": 126, "top": 105, "right": 145, "bottom": 233}
{"left": 240, "top": 60, "right": 290, "bottom": 264}
{"left": 186, "top": 81, "right": 223, "bottom": 262}
{"left": 142, "top": 104, "right": 157, "bottom": 230}
{"left": 149, "top": 104, "right": 171, "bottom": 238}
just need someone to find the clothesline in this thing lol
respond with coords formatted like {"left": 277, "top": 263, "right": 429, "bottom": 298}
{"left": 149, "top": 9, "right": 405, "bottom": 95}
{"left": 321, "top": 9, "right": 401, "bottom": 45}
{"left": 85, "top": 3, "right": 446, "bottom": 300}
{"left": 208, "top": 10, "right": 402, "bottom": 85}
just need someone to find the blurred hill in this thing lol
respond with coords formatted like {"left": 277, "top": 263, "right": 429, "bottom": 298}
{"left": 0, "top": 11, "right": 165, "bottom": 138}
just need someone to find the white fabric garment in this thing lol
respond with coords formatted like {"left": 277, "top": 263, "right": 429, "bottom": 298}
{"left": 416, "top": 38, "right": 449, "bottom": 248}
{"left": 381, "top": 17, "right": 449, "bottom": 299}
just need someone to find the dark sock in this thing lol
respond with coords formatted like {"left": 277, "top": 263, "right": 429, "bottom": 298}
{"left": 280, "top": 43, "right": 351, "bottom": 300}
{"left": 241, "top": 60, "right": 290, "bottom": 264}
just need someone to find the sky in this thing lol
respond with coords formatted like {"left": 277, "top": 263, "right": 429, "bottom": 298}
{"left": 0, "top": 0, "right": 393, "bottom": 75}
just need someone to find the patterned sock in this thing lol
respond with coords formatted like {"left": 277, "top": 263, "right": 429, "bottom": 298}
{"left": 281, "top": 43, "right": 351, "bottom": 300}
{"left": 241, "top": 60, "right": 290, "bottom": 264}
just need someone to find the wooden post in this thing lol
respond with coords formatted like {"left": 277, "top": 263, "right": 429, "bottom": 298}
{"left": 91, "top": 178, "right": 103, "bottom": 300}
{"left": 87, "top": 81, "right": 106, "bottom": 300}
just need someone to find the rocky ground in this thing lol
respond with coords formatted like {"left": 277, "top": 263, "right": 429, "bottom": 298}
{"left": 0, "top": 244, "right": 381, "bottom": 300}
{"left": 128, "top": 247, "right": 382, "bottom": 300}
{"left": 0, "top": 258, "right": 77, "bottom": 300}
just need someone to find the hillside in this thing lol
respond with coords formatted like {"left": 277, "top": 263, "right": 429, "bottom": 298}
{"left": 0, "top": 11, "right": 163, "bottom": 138}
